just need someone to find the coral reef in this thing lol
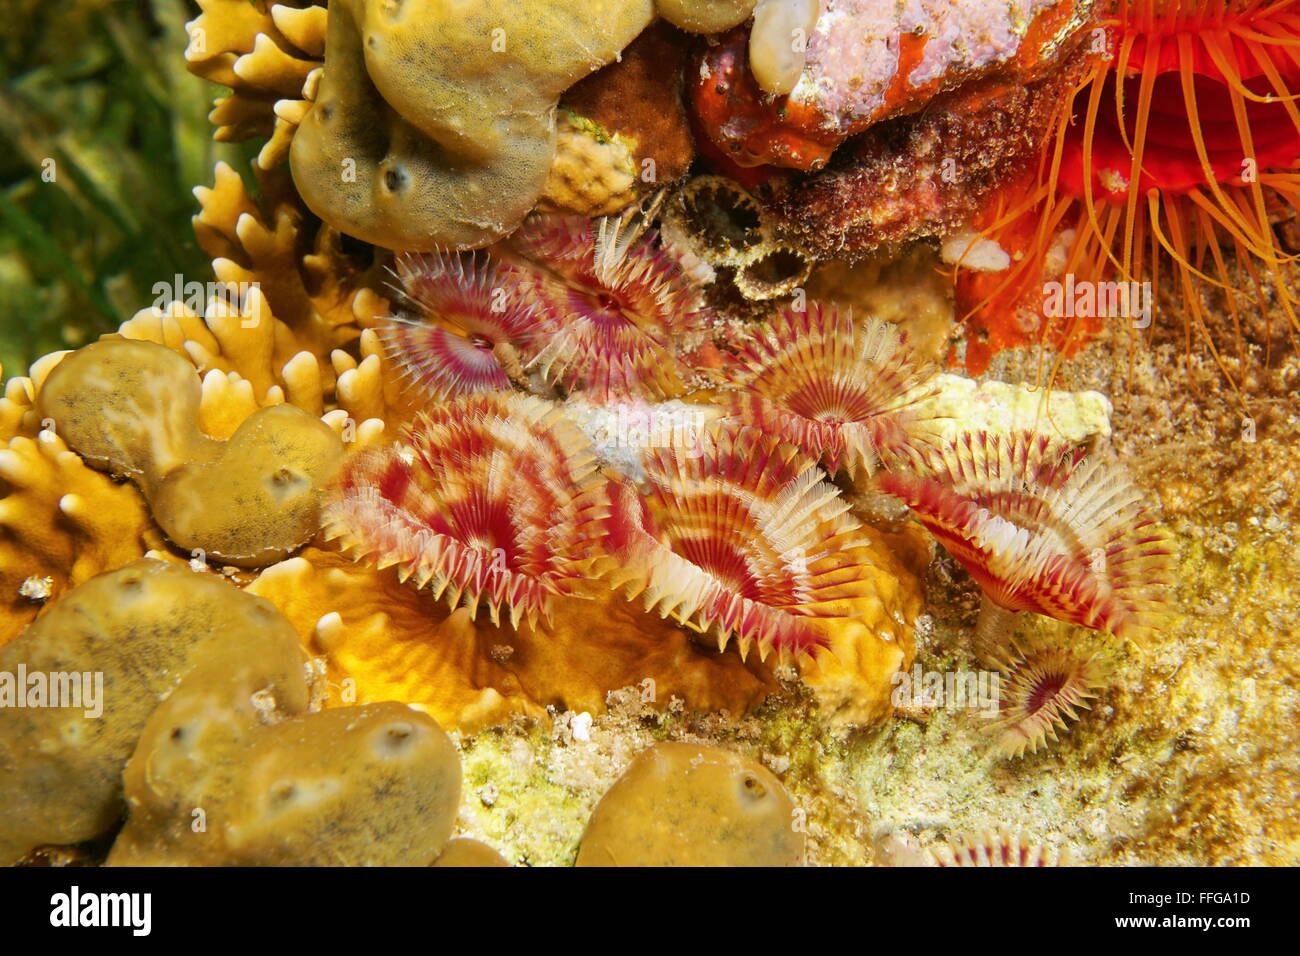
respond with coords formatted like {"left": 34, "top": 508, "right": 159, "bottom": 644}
{"left": 544, "top": 23, "right": 696, "bottom": 217}
{"left": 576, "top": 741, "right": 803, "bottom": 865}
{"left": 4, "top": 0, "right": 1296, "bottom": 873}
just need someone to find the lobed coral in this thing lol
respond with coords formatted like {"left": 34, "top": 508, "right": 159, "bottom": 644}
{"left": 0, "top": 560, "right": 301, "bottom": 863}
{"left": 576, "top": 741, "right": 804, "bottom": 866}
{"left": 38, "top": 338, "right": 344, "bottom": 567}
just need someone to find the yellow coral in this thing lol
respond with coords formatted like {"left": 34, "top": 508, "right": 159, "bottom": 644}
{"left": 539, "top": 112, "right": 639, "bottom": 218}
{"left": 185, "top": 0, "right": 325, "bottom": 169}
{"left": 38, "top": 339, "right": 345, "bottom": 567}
{"left": 0, "top": 430, "right": 162, "bottom": 645}
{"left": 248, "top": 550, "right": 774, "bottom": 732}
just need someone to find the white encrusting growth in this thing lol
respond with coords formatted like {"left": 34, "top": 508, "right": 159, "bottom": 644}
{"left": 749, "top": 0, "right": 821, "bottom": 95}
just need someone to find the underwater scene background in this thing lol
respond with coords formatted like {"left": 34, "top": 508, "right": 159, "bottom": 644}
{"left": 0, "top": 0, "right": 1296, "bottom": 867}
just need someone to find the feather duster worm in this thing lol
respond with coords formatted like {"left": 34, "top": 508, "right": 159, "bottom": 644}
{"left": 956, "top": 0, "right": 1300, "bottom": 385}
{"left": 507, "top": 213, "right": 713, "bottom": 400}
{"left": 931, "top": 829, "right": 1073, "bottom": 866}
{"left": 877, "top": 431, "right": 1173, "bottom": 644}
{"left": 987, "top": 634, "right": 1114, "bottom": 756}
{"left": 324, "top": 393, "right": 607, "bottom": 628}
{"left": 723, "top": 304, "right": 941, "bottom": 477}
{"left": 379, "top": 252, "right": 538, "bottom": 400}
{"left": 597, "top": 425, "right": 889, "bottom": 661}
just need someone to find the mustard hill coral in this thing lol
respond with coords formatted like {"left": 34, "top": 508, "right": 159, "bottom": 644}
{"left": 545, "top": 22, "right": 698, "bottom": 217}
{"left": 541, "top": 113, "right": 642, "bottom": 219}
{"left": 0, "top": 560, "right": 302, "bottom": 864}
{"left": 38, "top": 338, "right": 344, "bottom": 567}
{"left": 576, "top": 741, "right": 803, "bottom": 866}
{"left": 877, "top": 431, "right": 1174, "bottom": 645}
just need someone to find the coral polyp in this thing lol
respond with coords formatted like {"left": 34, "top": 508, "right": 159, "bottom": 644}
{"left": 325, "top": 393, "right": 606, "bottom": 628}
{"left": 599, "top": 425, "right": 888, "bottom": 661}
{"left": 380, "top": 252, "right": 538, "bottom": 401}
{"left": 877, "top": 431, "right": 1173, "bottom": 644}
{"left": 723, "top": 304, "right": 940, "bottom": 477}
{"left": 987, "top": 634, "right": 1114, "bottom": 757}
{"left": 509, "top": 213, "right": 714, "bottom": 399}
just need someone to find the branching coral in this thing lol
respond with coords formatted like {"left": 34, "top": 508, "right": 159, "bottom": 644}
{"left": 185, "top": 1, "right": 326, "bottom": 169}
{"left": 877, "top": 430, "right": 1173, "bottom": 644}
{"left": 0, "top": 428, "right": 163, "bottom": 645}
{"left": 722, "top": 304, "right": 942, "bottom": 477}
